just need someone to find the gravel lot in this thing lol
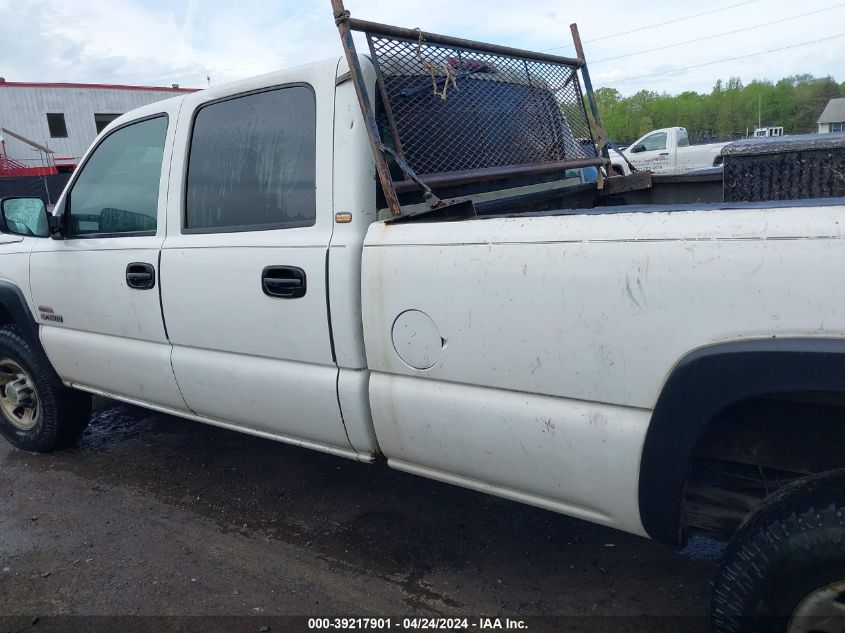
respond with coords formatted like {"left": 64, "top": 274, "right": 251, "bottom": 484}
{"left": 1, "top": 398, "right": 720, "bottom": 632}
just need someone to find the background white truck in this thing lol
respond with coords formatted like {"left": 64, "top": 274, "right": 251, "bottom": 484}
{"left": 0, "top": 13, "right": 843, "bottom": 633}
{"left": 609, "top": 126, "right": 728, "bottom": 175}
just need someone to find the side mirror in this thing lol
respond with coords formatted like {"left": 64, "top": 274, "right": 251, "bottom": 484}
{"left": 0, "top": 197, "right": 50, "bottom": 238}
{"left": 630, "top": 143, "right": 646, "bottom": 153}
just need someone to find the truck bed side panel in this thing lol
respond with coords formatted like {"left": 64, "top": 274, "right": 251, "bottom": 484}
{"left": 361, "top": 204, "right": 845, "bottom": 535}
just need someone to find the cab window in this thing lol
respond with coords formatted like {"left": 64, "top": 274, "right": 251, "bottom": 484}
{"left": 66, "top": 116, "right": 167, "bottom": 236}
{"left": 184, "top": 85, "right": 316, "bottom": 233}
{"left": 676, "top": 129, "right": 690, "bottom": 147}
{"left": 641, "top": 132, "right": 668, "bottom": 151}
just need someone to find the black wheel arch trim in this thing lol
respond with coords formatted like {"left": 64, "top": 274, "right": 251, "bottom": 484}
{"left": 639, "top": 337, "right": 845, "bottom": 546}
{"left": 0, "top": 281, "right": 39, "bottom": 343}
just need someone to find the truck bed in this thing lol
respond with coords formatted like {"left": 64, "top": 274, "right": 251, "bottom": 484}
{"left": 360, "top": 199, "right": 845, "bottom": 535}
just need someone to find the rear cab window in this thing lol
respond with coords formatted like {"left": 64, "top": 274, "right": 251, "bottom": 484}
{"left": 184, "top": 85, "right": 317, "bottom": 233}
{"left": 373, "top": 93, "right": 588, "bottom": 209}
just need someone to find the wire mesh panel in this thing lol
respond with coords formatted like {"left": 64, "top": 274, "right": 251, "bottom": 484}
{"left": 366, "top": 31, "right": 596, "bottom": 180}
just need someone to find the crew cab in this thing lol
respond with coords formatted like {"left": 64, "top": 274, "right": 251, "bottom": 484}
{"left": 0, "top": 15, "right": 843, "bottom": 631}
{"left": 609, "top": 126, "right": 728, "bottom": 175}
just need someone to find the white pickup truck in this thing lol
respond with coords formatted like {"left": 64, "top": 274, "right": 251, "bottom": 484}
{"left": 609, "top": 126, "right": 728, "bottom": 175}
{"left": 0, "top": 21, "right": 843, "bottom": 632}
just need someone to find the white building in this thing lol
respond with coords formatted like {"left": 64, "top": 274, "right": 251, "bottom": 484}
{"left": 0, "top": 81, "right": 196, "bottom": 175}
{"left": 818, "top": 98, "right": 845, "bottom": 134}
{"left": 753, "top": 126, "right": 784, "bottom": 138}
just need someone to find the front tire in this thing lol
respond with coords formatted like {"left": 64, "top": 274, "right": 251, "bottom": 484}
{"left": 0, "top": 325, "right": 91, "bottom": 452}
{"left": 711, "top": 469, "right": 845, "bottom": 633}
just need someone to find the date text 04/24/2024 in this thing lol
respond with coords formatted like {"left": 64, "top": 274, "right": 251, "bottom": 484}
{"left": 307, "top": 618, "right": 528, "bottom": 630}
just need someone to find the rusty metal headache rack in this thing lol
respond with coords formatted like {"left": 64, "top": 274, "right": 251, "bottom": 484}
{"left": 330, "top": 0, "right": 613, "bottom": 221}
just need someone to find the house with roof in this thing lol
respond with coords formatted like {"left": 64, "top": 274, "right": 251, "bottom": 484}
{"left": 0, "top": 80, "right": 197, "bottom": 177}
{"left": 818, "top": 98, "right": 845, "bottom": 134}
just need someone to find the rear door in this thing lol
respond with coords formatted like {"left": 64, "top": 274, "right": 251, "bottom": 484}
{"left": 159, "top": 74, "right": 354, "bottom": 455}
{"left": 30, "top": 105, "right": 187, "bottom": 410}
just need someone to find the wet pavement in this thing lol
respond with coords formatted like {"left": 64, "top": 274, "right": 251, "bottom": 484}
{"left": 1, "top": 398, "right": 719, "bottom": 629}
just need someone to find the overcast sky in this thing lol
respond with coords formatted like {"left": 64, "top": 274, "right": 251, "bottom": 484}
{"left": 1, "top": 0, "right": 843, "bottom": 95}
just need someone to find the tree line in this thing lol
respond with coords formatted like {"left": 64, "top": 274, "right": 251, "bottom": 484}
{"left": 593, "top": 74, "right": 844, "bottom": 144}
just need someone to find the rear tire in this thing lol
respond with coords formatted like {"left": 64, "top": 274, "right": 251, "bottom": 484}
{"left": 711, "top": 469, "right": 845, "bottom": 633}
{"left": 0, "top": 325, "right": 91, "bottom": 452}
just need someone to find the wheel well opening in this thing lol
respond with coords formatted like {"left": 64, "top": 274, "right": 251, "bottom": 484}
{"left": 682, "top": 392, "right": 845, "bottom": 541}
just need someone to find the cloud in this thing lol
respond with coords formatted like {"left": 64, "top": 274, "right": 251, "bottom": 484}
{"left": 0, "top": 0, "right": 842, "bottom": 94}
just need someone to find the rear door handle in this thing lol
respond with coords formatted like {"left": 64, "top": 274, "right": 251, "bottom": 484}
{"left": 659, "top": 152, "right": 670, "bottom": 156}
{"left": 126, "top": 262, "right": 155, "bottom": 290}
{"left": 262, "top": 266, "right": 306, "bottom": 299}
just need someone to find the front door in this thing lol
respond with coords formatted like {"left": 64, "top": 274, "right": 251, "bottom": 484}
{"left": 629, "top": 131, "right": 672, "bottom": 173}
{"left": 30, "top": 108, "right": 187, "bottom": 410}
{"left": 160, "top": 82, "right": 352, "bottom": 453}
